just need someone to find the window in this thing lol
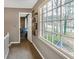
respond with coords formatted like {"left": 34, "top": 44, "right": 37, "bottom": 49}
{"left": 40, "top": 0, "right": 74, "bottom": 56}
{"left": 53, "top": 0, "right": 61, "bottom": 8}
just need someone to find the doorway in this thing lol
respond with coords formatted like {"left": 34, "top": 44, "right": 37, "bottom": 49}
{"left": 19, "top": 12, "right": 32, "bottom": 43}
{"left": 20, "top": 17, "right": 25, "bottom": 29}
{"left": 20, "top": 16, "right": 27, "bottom": 41}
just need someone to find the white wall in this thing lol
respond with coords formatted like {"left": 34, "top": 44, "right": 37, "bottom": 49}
{"left": 4, "top": 8, "right": 32, "bottom": 43}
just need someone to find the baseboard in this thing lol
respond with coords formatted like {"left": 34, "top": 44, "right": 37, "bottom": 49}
{"left": 9, "top": 42, "right": 20, "bottom": 46}
{"left": 28, "top": 39, "right": 33, "bottom": 43}
{"left": 32, "top": 42, "right": 45, "bottom": 59}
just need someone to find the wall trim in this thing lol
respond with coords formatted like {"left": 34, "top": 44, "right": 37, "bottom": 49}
{"left": 9, "top": 42, "right": 20, "bottom": 46}
{"left": 32, "top": 42, "right": 45, "bottom": 59}
{"left": 19, "top": 12, "right": 32, "bottom": 43}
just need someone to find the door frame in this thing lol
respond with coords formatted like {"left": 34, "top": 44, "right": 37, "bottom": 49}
{"left": 19, "top": 12, "right": 32, "bottom": 43}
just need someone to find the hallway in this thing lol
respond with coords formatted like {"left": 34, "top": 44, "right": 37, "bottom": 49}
{"left": 4, "top": 0, "right": 74, "bottom": 59}
{"left": 7, "top": 39, "right": 42, "bottom": 59}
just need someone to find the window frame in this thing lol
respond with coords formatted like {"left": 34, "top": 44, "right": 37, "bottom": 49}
{"left": 39, "top": 0, "right": 74, "bottom": 58}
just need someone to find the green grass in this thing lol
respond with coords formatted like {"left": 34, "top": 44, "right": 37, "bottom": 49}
{"left": 47, "top": 34, "right": 52, "bottom": 42}
{"left": 52, "top": 34, "right": 61, "bottom": 44}
{"left": 44, "top": 33, "right": 61, "bottom": 44}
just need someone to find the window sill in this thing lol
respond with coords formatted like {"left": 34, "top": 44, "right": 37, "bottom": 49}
{"left": 39, "top": 36, "right": 74, "bottom": 59}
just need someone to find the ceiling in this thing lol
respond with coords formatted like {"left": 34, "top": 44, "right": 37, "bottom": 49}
{"left": 4, "top": 0, "right": 38, "bottom": 8}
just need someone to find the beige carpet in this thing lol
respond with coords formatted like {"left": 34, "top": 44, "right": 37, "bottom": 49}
{"left": 7, "top": 39, "right": 42, "bottom": 59}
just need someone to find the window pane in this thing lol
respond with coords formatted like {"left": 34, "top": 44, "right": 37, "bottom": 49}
{"left": 57, "top": 8, "right": 60, "bottom": 20}
{"left": 43, "top": 5, "right": 47, "bottom": 13}
{"left": 62, "top": 0, "right": 73, "bottom": 5}
{"left": 44, "top": 22, "right": 53, "bottom": 42}
{"left": 52, "top": 34, "right": 61, "bottom": 48}
{"left": 43, "top": 13, "right": 47, "bottom": 21}
{"left": 44, "top": 22, "right": 47, "bottom": 30}
{"left": 47, "top": 11, "right": 52, "bottom": 16}
{"left": 65, "top": 2, "right": 74, "bottom": 19}
{"left": 42, "top": 22, "right": 46, "bottom": 37}
{"left": 61, "top": 20, "right": 74, "bottom": 37}
{"left": 62, "top": 6, "right": 65, "bottom": 20}
{"left": 53, "top": 8, "right": 60, "bottom": 20}
{"left": 58, "top": 0, "right": 61, "bottom": 6}
{"left": 47, "top": 11, "right": 53, "bottom": 21}
{"left": 47, "top": 0, "right": 52, "bottom": 7}
{"left": 52, "top": 21, "right": 61, "bottom": 47}
{"left": 40, "top": 21, "right": 43, "bottom": 36}
{"left": 52, "top": 21, "right": 60, "bottom": 33}
{"left": 66, "top": 28, "right": 74, "bottom": 37}
{"left": 43, "top": 32, "right": 48, "bottom": 39}
{"left": 60, "top": 21, "right": 65, "bottom": 34}
{"left": 62, "top": 2, "right": 74, "bottom": 20}
{"left": 66, "top": 20, "right": 74, "bottom": 28}
{"left": 47, "top": 6, "right": 52, "bottom": 11}
{"left": 61, "top": 36, "right": 74, "bottom": 55}
{"left": 47, "top": 33, "right": 52, "bottom": 42}
{"left": 46, "top": 22, "right": 52, "bottom": 32}
{"left": 53, "top": 9, "right": 57, "bottom": 20}
{"left": 53, "top": 0, "right": 57, "bottom": 8}
{"left": 53, "top": 0, "right": 61, "bottom": 8}
{"left": 43, "top": 22, "right": 47, "bottom": 38}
